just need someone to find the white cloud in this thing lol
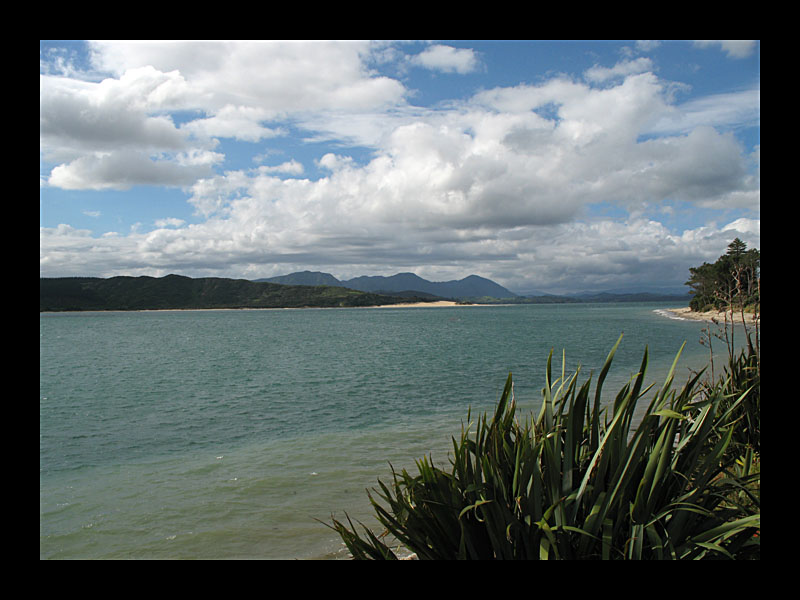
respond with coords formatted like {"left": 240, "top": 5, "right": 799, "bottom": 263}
{"left": 317, "top": 153, "right": 354, "bottom": 172}
{"left": 584, "top": 57, "right": 654, "bottom": 83}
{"left": 411, "top": 44, "right": 480, "bottom": 74}
{"left": 87, "top": 40, "right": 408, "bottom": 113}
{"left": 47, "top": 150, "right": 218, "bottom": 190}
{"left": 154, "top": 217, "right": 186, "bottom": 228}
{"left": 694, "top": 40, "right": 758, "bottom": 59}
{"left": 40, "top": 66, "right": 213, "bottom": 190}
{"left": 635, "top": 40, "right": 661, "bottom": 52}
{"left": 40, "top": 42, "right": 759, "bottom": 292}
{"left": 645, "top": 87, "right": 760, "bottom": 136}
{"left": 162, "top": 67, "right": 758, "bottom": 287}
{"left": 39, "top": 212, "right": 761, "bottom": 293}
{"left": 41, "top": 41, "right": 409, "bottom": 191}
{"left": 722, "top": 217, "right": 760, "bottom": 236}
{"left": 180, "top": 104, "right": 285, "bottom": 143}
{"left": 40, "top": 72, "right": 191, "bottom": 159}
{"left": 256, "top": 160, "right": 305, "bottom": 176}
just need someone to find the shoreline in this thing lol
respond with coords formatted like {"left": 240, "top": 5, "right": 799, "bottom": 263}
{"left": 41, "top": 300, "right": 479, "bottom": 314}
{"left": 138, "top": 300, "right": 477, "bottom": 311}
{"left": 368, "top": 300, "right": 475, "bottom": 308}
{"left": 662, "top": 306, "right": 760, "bottom": 324}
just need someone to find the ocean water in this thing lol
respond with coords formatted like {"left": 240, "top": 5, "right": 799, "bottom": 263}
{"left": 40, "top": 302, "right": 753, "bottom": 559}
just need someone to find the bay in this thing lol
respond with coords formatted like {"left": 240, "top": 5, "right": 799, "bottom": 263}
{"left": 40, "top": 302, "right": 750, "bottom": 559}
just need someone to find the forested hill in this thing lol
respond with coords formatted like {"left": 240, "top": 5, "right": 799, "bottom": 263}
{"left": 39, "top": 275, "right": 437, "bottom": 312}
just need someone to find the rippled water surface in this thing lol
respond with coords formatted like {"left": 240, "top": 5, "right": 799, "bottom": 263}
{"left": 40, "top": 302, "right": 745, "bottom": 559}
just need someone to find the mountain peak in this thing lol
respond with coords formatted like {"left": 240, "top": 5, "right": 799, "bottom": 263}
{"left": 257, "top": 271, "right": 343, "bottom": 287}
{"left": 256, "top": 271, "right": 517, "bottom": 299}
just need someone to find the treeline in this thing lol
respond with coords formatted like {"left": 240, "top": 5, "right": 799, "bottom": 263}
{"left": 39, "top": 274, "right": 434, "bottom": 312}
{"left": 686, "top": 238, "right": 760, "bottom": 312}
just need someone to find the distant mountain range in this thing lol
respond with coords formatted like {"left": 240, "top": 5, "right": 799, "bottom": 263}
{"left": 39, "top": 272, "right": 690, "bottom": 312}
{"left": 256, "top": 271, "right": 690, "bottom": 302}
{"left": 257, "top": 271, "right": 518, "bottom": 300}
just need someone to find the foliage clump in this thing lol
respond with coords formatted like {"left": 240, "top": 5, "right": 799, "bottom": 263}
{"left": 327, "top": 334, "right": 760, "bottom": 560}
{"left": 686, "top": 238, "right": 759, "bottom": 313}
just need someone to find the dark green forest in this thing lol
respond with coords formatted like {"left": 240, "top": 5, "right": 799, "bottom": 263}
{"left": 686, "top": 238, "right": 760, "bottom": 313}
{"left": 39, "top": 274, "right": 434, "bottom": 312}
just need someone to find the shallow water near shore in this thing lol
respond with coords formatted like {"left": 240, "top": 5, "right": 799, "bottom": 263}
{"left": 40, "top": 302, "right": 753, "bottom": 559}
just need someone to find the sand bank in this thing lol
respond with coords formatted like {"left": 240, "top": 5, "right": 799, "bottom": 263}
{"left": 372, "top": 300, "right": 467, "bottom": 308}
{"left": 663, "top": 306, "right": 759, "bottom": 324}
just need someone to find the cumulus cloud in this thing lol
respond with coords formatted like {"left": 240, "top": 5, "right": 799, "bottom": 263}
{"left": 87, "top": 40, "right": 407, "bottom": 113}
{"left": 40, "top": 43, "right": 760, "bottom": 292}
{"left": 411, "top": 44, "right": 480, "bottom": 74}
{"left": 40, "top": 41, "right": 408, "bottom": 191}
{"left": 180, "top": 104, "right": 286, "bottom": 143}
{"left": 47, "top": 150, "right": 219, "bottom": 190}
{"left": 40, "top": 71, "right": 191, "bottom": 159}
{"left": 39, "top": 212, "right": 761, "bottom": 293}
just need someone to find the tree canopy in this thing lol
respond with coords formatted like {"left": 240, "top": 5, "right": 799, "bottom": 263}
{"left": 685, "top": 238, "right": 760, "bottom": 312}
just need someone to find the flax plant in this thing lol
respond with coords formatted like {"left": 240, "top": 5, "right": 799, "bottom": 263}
{"left": 327, "top": 335, "right": 760, "bottom": 559}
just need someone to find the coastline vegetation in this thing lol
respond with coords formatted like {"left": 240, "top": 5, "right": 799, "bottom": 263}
{"left": 39, "top": 274, "right": 435, "bottom": 311}
{"left": 686, "top": 238, "right": 760, "bottom": 316}
{"left": 327, "top": 241, "right": 761, "bottom": 559}
{"left": 686, "top": 237, "right": 760, "bottom": 382}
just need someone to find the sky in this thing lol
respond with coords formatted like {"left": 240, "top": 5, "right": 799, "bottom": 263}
{"left": 40, "top": 40, "right": 760, "bottom": 295}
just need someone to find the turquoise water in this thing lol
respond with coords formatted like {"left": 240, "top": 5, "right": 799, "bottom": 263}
{"left": 40, "top": 302, "right": 751, "bottom": 559}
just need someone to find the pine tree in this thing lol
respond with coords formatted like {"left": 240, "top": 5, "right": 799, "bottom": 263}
{"left": 726, "top": 237, "right": 748, "bottom": 261}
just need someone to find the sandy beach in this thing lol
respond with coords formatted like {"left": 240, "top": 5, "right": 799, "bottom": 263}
{"left": 664, "top": 306, "right": 759, "bottom": 324}
{"left": 371, "top": 300, "right": 467, "bottom": 308}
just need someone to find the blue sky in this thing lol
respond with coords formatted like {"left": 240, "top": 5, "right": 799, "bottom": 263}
{"left": 40, "top": 40, "right": 759, "bottom": 294}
